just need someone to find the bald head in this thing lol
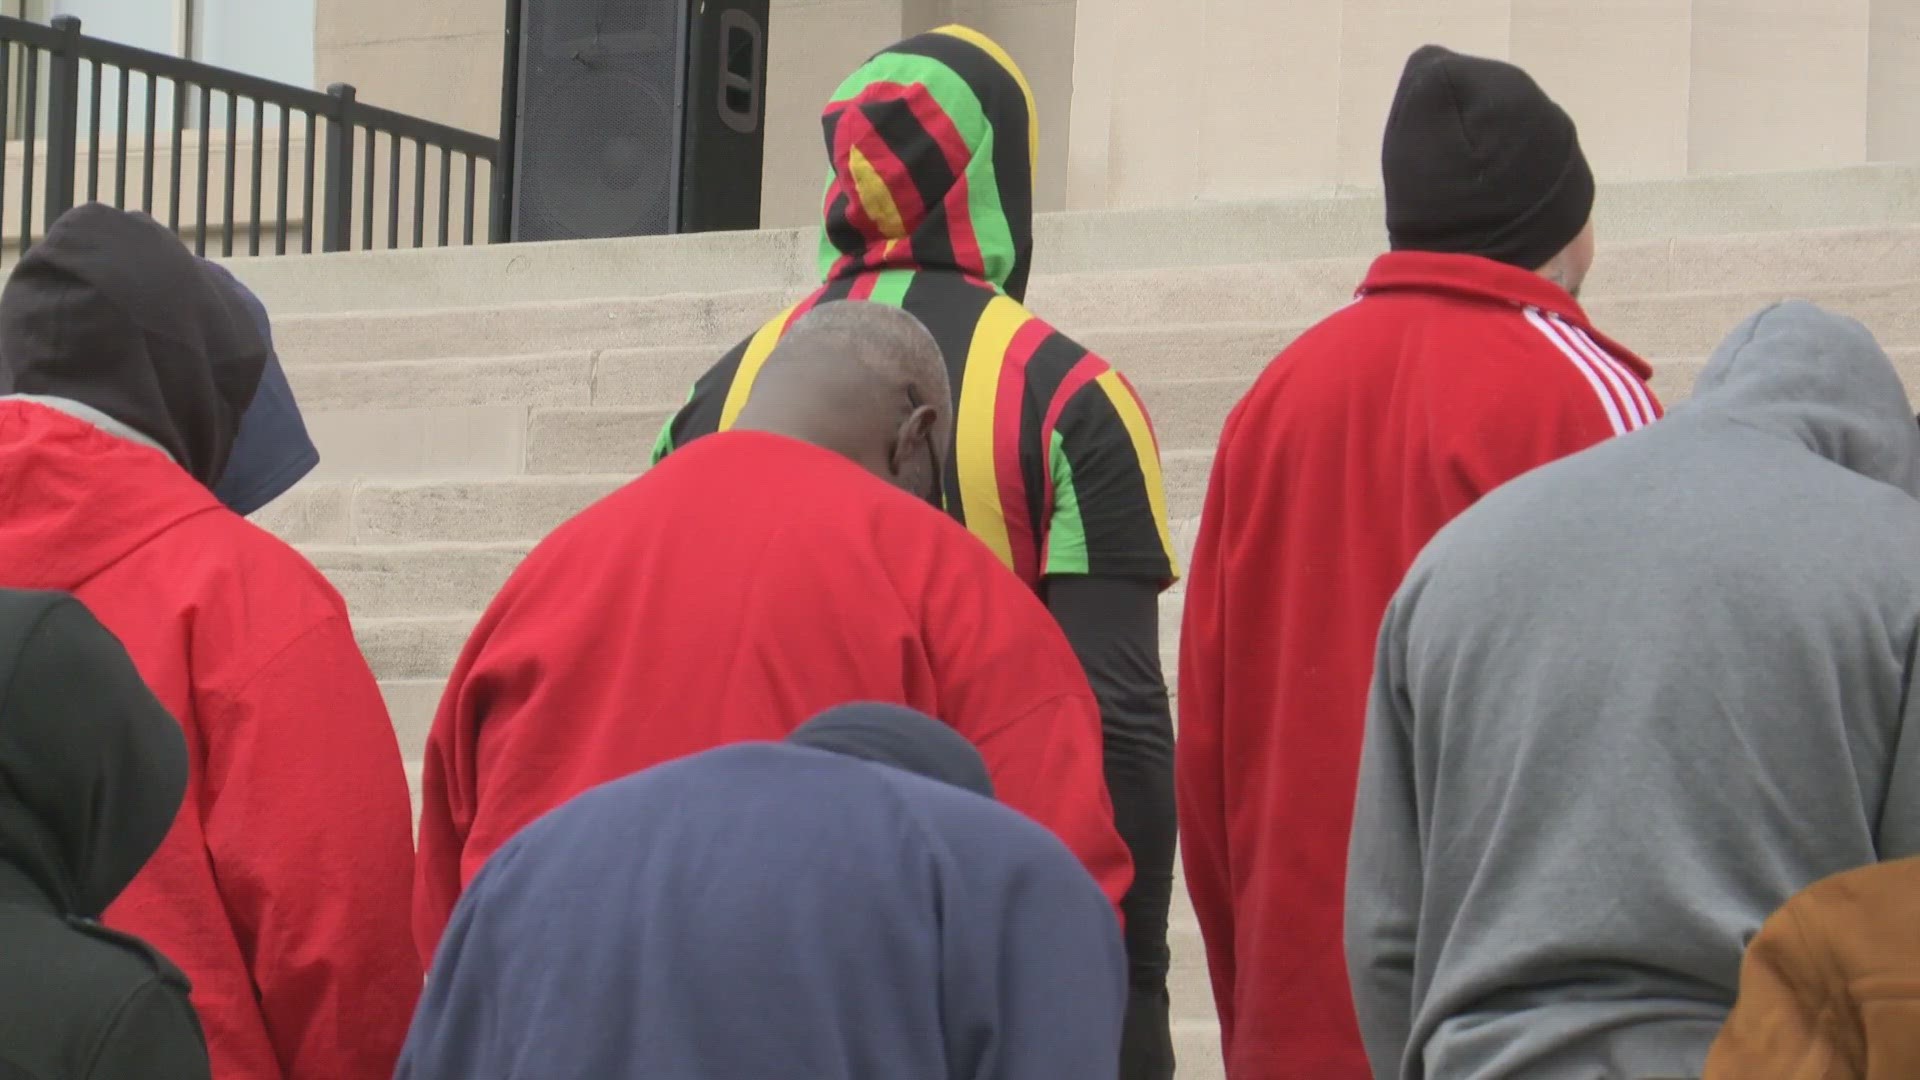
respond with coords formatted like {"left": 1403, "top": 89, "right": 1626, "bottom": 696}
{"left": 733, "top": 302, "right": 953, "bottom": 503}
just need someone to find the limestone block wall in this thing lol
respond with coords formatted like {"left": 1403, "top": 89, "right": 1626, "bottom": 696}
{"left": 1069, "top": 0, "right": 1920, "bottom": 210}
{"left": 308, "top": 0, "right": 1920, "bottom": 229}
{"left": 315, "top": 0, "right": 501, "bottom": 138}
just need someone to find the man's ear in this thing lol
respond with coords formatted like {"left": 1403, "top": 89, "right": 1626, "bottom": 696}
{"left": 907, "top": 402, "right": 938, "bottom": 444}
{"left": 889, "top": 402, "right": 939, "bottom": 477}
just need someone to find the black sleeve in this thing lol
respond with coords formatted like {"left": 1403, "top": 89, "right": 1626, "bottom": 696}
{"left": 650, "top": 333, "right": 756, "bottom": 466}
{"left": 86, "top": 980, "right": 212, "bottom": 1080}
{"left": 1045, "top": 574, "right": 1176, "bottom": 989}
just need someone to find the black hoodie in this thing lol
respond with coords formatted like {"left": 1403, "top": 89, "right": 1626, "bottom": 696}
{"left": 0, "top": 204, "right": 266, "bottom": 486}
{"left": 0, "top": 589, "right": 209, "bottom": 1080}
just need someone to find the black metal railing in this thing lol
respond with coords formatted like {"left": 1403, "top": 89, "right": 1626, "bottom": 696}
{"left": 0, "top": 14, "right": 501, "bottom": 259}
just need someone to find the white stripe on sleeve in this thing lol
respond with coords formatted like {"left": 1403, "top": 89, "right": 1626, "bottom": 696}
{"left": 1561, "top": 321, "right": 1658, "bottom": 424}
{"left": 1523, "top": 306, "right": 1628, "bottom": 435}
{"left": 1548, "top": 316, "right": 1647, "bottom": 429}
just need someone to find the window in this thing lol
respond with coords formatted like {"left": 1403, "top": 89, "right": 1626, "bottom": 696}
{"left": 37, "top": 0, "right": 314, "bottom": 78}
{"left": 190, "top": 0, "right": 313, "bottom": 92}
{"left": 10, "top": 0, "right": 314, "bottom": 137}
{"left": 183, "top": 0, "right": 316, "bottom": 134}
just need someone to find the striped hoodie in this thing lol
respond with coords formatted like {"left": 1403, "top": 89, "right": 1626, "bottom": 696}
{"left": 654, "top": 25, "right": 1179, "bottom": 591}
{"left": 1178, "top": 250, "right": 1662, "bottom": 1080}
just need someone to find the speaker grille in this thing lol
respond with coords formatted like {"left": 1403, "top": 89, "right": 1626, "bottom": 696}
{"left": 512, "top": 3, "right": 684, "bottom": 241}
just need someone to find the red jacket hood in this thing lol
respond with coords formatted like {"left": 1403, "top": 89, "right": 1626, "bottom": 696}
{"left": 0, "top": 401, "right": 226, "bottom": 591}
{"left": 1359, "top": 250, "right": 1652, "bottom": 379}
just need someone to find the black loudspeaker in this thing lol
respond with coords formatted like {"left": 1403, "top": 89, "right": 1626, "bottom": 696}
{"left": 498, "top": 0, "right": 768, "bottom": 242}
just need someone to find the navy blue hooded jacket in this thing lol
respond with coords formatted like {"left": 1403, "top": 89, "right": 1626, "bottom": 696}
{"left": 397, "top": 733, "right": 1127, "bottom": 1080}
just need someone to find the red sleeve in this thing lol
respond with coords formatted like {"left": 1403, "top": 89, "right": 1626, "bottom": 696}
{"left": 1175, "top": 438, "right": 1239, "bottom": 1045}
{"left": 966, "top": 690, "right": 1134, "bottom": 917}
{"left": 200, "top": 614, "right": 421, "bottom": 1080}
{"left": 923, "top": 530, "right": 1134, "bottom": 917}
{"left": 413, "top": 682, "right": 465, "bottom": 971}
{"left": 412, "top": 607, "right": 498, "bottom": 969}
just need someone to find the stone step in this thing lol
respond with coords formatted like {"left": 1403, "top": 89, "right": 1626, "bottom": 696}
{"left": 259, "top": 474, "right": 628, "bottom": 546}
{"left": 312, "top": 542, "right": 533, "bottom": 620}
{"left": 314, "top": 514, "right": 1204, "bottom": 632}
{"left": 355, "top": 613, "right": 474, "bottom": 683}
{"left": 223, "top": 166, "right": 1920, "bottom": 315}
{"left": 343, "top": 542, "right": 1199, "bottom": 694}
{"left": 279, "top": 321, "right": 1915, "bottom": 487}
{"left": 286, "top": 343, "right": 1914, "bottom": 486}
{"left": 270, "top": 277, "right": 1920, "bottom": 378}
{"left": 261, "top": 450, "right": 1220, "bottom": 548}
{"left": 299, "top": 378, "right": 1244, "bottom": 478}
{"left": 284, "top": 342, "right": 1264, "bottom": 417}
{"left": 384, "top": 678, "right": 443, "bottom": 762}
{"left": 1174, "top": 1020, "right": 1227, "bottom": 1080}
{"left": 282, "top": 336, "right": 1271, "bottom": 419}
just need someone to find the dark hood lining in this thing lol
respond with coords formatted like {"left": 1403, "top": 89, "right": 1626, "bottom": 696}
{"left": 0, "top": 204, "right": 268, "bottom": 486}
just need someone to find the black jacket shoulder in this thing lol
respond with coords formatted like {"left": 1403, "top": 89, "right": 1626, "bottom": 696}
{"left": 0, "top": 910, "right": 209, "bottom": 1080}
{"left": 66, "top": 919, "right": 193, "bottom": 992}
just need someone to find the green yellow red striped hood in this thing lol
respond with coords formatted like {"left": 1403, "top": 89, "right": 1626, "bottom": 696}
{"left": 657, "top": 28, "right": 1178, "bottom": 592}
{"left": 817, "top": 26, "right": 1037, "bottom": 301}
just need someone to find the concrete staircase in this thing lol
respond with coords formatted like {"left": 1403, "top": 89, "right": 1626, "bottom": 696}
{"left": 223, "top": 165, "right": 1920, "bottom": 1080}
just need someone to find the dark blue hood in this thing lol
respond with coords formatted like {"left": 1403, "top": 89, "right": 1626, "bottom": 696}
{"left": 787, "top": 702, "right": 995, "bottom": 798}
{"left": 200, "top": 261, "right": 318, "bottom": 515}
{"left": 397, "top": 742, "right": 1127, "bottom": 1080}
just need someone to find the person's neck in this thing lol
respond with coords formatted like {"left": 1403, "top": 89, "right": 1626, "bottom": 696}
{"left": 1533, "top": 259, "right": 1582, "bottom": 300}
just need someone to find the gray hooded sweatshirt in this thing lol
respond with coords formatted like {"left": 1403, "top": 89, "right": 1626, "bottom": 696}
{"left": 1346, "top": 301, "right": 1920, "bottom": 1080}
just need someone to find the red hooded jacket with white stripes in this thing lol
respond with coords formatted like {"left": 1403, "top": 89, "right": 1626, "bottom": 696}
{"left": 1177, "top": 251, "right": 1661, "bottom": 1080}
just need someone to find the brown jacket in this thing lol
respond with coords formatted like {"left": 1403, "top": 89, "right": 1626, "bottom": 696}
{"left": 1704, "top": 857, "right": 1920, "bottom": 1079}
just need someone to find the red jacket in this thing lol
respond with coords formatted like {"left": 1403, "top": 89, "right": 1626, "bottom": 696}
{"left": 0, "top": 402, "right": 420, "bottom": 1080}
{"left": 414, "top": 431, "right": 1133, "bottom": 963}
{"left": 1177, "top": 253, "right": 1661, "bottom": 1079}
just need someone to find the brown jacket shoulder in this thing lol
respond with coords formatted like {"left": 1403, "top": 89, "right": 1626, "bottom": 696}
{"left": 1704, "top": 857, "right": 1920, "bottom": 1080}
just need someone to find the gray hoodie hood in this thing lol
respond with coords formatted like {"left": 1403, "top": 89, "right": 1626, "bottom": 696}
{"left": 1685, "top": 300, "right": 1920, "bottom": 498}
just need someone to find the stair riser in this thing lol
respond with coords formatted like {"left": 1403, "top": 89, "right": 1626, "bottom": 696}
{"left": 285, "top": 325, "right": 1920, "bottom": 498}
{"left": 295, "top": 353, "right": 1694, "bottom": 484}
{"left": 302, "top": 392, "right": 1235, "bottom": 484}
{"left": 277, "top": 307, "right": 1920, "bottom": 461}
{"left": 315, "top": 513, "right": 1199, "bottom": 627}
{"left": 318, "top": 546, "right": 531, "bottom": 620}
{"left": 271, "top": 279, "right": 1920, "bottom": 369}
{"left": 264, "top": 448, "right": 1217, "bottom": 549}
{"left": 224, "top": 167, "right": 1920, "bottom": 317}
{"left": 232, "top": 164, "right": 1920, "bottom": 316}
{"left": 282, "top": 337, "right": 1275, "bottom": 415}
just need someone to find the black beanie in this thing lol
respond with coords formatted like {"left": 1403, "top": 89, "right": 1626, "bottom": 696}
{"left": 1381, "top": 45, "right": 1594, "bottom": 270}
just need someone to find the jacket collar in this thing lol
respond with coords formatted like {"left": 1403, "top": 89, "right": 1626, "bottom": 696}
{"left": 1359, "top": 250, "right": 1589, "bottom": 322}
{"left": 0, "top": 394, "right": 173, "bottom": 460}
{"left": 1357, "top": 250, "right": 1650, "bottom": 377}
